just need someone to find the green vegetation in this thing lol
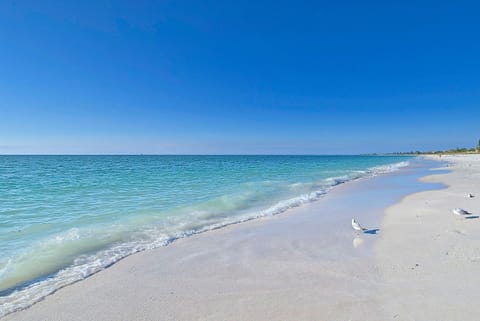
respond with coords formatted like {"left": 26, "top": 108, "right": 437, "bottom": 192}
{"left": 390, "top": 139, "right": 480, "bottom": 155}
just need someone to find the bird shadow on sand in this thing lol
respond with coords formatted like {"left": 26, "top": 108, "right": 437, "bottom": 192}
{"left": 363, "top": 228, "right": 380, "bottom": 235}
{"left": 465, "top": 215, "right": 479, "bottom": 219}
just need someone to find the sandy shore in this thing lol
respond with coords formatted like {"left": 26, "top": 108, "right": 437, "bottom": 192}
{"left": 3, "top": 155, "right": 480, "bottom": 321}
{"left": 375, "top": 154, "right": 480, "bottom": 320}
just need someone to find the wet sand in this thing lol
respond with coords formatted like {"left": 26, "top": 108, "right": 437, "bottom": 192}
{"left": 3, "top": 157, "right": 452, "bottom": 321}
{"left": 375, "top": 154, "right": 480, "bottom": 320}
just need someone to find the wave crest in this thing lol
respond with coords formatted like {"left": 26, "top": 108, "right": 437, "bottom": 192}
{"left": 0, "top": 159, "right": 410, "bottom": 317}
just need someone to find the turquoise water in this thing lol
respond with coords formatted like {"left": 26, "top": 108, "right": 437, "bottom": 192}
{"left": 0, "top": 155, "right": 411, "bottom": 315}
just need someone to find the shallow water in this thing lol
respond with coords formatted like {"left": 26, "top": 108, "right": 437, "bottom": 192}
{"left": 0, "top": 155, "right": 411, "bottom": 315}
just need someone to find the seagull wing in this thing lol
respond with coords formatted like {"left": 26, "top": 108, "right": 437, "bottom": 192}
{"left": 352, "top": 219, "right": 366, "bottom": 231}
{"left": 453, "top": 208, "right": 469, "bottom": 215}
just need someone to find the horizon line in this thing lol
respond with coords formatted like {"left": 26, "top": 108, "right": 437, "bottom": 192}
{"left": 0, "top": 153, "right": 408, "bottom": 156}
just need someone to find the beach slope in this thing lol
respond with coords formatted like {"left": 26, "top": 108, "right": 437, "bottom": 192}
{"left": 375, "top": 154, "right": 480, "bottom": 320}
{"left": 4, "top": 156, "right": 480, "bottom": 320}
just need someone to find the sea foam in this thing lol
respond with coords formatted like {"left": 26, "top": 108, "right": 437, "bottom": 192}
{"left": 0, "top": 156, "right": 410, "bottom": 317}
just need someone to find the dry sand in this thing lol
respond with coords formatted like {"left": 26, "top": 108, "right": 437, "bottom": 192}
{"left": 3, "top": 155, "right": 480, "bottom": 321}
{"left": 375, "top": 154, "right": 480, "bottom": 320}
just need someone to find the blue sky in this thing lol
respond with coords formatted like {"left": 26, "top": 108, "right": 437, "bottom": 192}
{"left": 1, "top": 0, "right": 479, "bottom": 154}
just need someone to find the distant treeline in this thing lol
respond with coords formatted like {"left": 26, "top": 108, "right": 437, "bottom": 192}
{"left": 389, "top": 140, "right": 480, "bottom": 155}
{"left": 391, "top": 148, "right": 479, "bottom": 155}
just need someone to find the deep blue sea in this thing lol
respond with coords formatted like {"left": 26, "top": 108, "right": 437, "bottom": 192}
{"left": 0, "top": 155, "right": 411, "bottom": 315}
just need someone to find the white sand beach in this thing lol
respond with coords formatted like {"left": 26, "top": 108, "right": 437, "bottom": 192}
{"left": 375, "top": 154, "right": 480, "bottom": 320}
{"left": 3, "top": 155, "right": 480, "bottom": 321}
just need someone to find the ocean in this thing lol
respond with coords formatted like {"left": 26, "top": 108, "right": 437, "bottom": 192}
{"left": 0, "top": 155, "right": 411, "bottom": 315}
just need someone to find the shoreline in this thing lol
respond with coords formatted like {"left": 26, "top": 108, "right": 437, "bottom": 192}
{"left": 0, "top": 157, "right": 412, "bottom": 317}
{"left": 374, "top": 154, "right": 480, "bottom": 320}
{"left": 2, "top": 157, "right": 449, "bottom": 320}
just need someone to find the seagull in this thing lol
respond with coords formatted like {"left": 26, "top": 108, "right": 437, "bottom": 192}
{"left": 467, "top": 193, "right": 475, "bottom": 198}
{"left": 452, "top": 208, "right": 471, "bottom": 216}
{"left": 352, "top": 218, "right": 367, "bottom": 232}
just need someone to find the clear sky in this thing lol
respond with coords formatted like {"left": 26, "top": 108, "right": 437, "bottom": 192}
{"left": 1, "top": 0, "right": 479, "bottom": 154}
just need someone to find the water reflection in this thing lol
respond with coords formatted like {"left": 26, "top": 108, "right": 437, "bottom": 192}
{"left": 353, "top": 237, "right": 364, "bottom": 248}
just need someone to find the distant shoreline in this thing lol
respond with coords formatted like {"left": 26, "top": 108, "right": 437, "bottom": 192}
{"left": 375, "top": 154, "right": 480, "bottom": 319}
{"left": 368, "top": 152, "right": 480, "bottom": 156}
{"left": 2, "top": 157, "right": 440, "bottom": 320}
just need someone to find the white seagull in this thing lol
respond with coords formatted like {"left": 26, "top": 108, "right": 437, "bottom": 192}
{"left": 467, "top": 193, "right": 475, "bottom": 198}
{"left": 452, "top": 208, "right": 471, "bottom": 216}
{"left": 351, "top": 218, "right": 367, "bottom": 232}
